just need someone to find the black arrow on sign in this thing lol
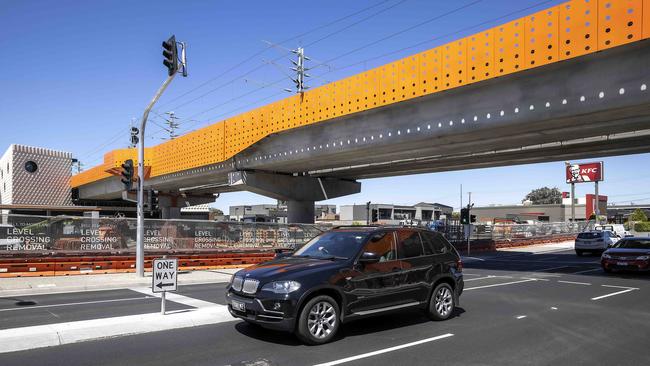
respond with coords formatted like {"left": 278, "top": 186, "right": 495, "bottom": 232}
{"left": 156, "top": 282, "right": 174, "bottom": 289}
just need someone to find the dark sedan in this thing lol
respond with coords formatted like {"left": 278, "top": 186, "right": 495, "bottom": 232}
{"left": 601, "top": 237, "right": 650, "bottom": 273}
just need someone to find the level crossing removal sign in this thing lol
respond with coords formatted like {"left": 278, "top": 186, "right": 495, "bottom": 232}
{"left": 152, "top": 258, "right": 177, "bottom": 293}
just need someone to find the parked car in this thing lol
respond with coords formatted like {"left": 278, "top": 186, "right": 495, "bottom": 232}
{"left": 226, "top": 226, "right": 464, "bottom": 344}
{"left": 595, "top": 224, "right": 631, "bottom": 238}
{"left": 601, "top": 237, "right": 650, "bottom": 273}
{"left": 575, "top": 230, "right": 620, "bottom": 256}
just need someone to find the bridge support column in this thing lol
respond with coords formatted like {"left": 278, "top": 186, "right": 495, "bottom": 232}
{"left": 228, "top": 171, "right": 361, "bottom": 224}
{"left": 287, "top": 201, "right": 316, "bottom": 224}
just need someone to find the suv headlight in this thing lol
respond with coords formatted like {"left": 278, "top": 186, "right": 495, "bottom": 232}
{"left": 262, "top": 281, "right": 301, "bottom": 294}
{"left": 636, "top": 255, "right": 650, "bottom": 260}
{"left": 602, "top": 253, "right": 612, "bottom": 259}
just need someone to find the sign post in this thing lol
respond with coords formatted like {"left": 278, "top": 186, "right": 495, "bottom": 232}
{"left": 152, "top": 257, "right": 178, "bottom": 315}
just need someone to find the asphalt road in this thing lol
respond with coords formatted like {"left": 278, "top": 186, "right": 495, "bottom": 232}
{"left": 1, "top": 248, "right": 649, "bottom": 366}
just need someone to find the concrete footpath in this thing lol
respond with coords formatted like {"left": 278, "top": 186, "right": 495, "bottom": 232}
{"left": 0, "top": 269, "right": 238, "bottom": 297}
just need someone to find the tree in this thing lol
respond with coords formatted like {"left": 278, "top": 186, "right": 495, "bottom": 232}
{"left": 522, "top": 187, "right": 562, "bottom": 204}
{"left": 629, "top": 208, "right": 648, "bottom": 222}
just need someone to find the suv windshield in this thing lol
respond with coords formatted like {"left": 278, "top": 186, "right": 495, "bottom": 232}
{"left": 293, "top": 231, "right": 369, "bottom": 259}
{"left": 612, "top": 239, "right": 650, "bottom": 249}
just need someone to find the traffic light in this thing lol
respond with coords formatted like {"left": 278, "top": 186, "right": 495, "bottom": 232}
{"left": 120, "top": 159, "right": 134, "bottom": 190}
{"left": 470, "top": 214, "right": 477, "bottom": 223}
{"left": 371, "top": 209, "right": 378, "bottom": 223}
{"left": 162, "top": 35, "right": 178, "bottom": 76}
{"left": 460, "top": 208, "right": 469, "bottom": 225}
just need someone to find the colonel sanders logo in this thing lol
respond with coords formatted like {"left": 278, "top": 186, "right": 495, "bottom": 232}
{"left": 569, "top": 164, "right": 583, "bottom": 182}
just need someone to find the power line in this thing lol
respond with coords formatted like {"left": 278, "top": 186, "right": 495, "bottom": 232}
{"left": 155, "top": 0, "right": 397, "bottom": 111}
{"left": 311, "top": 0, "right": 484, "bottom": 68}
{"left": 312, "top": 0, "right": 555, "bottom": 76}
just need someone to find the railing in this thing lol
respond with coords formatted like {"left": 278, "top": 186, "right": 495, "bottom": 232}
{"left": 0, "top": 214, "right": 325, "bottom": 255}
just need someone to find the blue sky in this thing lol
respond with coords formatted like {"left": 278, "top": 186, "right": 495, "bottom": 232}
{"left": 1, "top": 0, "right": 649, "bottom": 212}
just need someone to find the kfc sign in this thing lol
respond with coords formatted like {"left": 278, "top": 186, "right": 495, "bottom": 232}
{"left": 566, "top": 162, "right": 604, "bottom": 183}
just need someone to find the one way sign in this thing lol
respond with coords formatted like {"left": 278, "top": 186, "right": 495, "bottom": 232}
{"left": 152, "top": 258, "right": 177, "bottom": 293}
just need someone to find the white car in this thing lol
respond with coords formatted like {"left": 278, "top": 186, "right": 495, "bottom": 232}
{"left": 595, "top": 224, "right": 631, "bottom": 238}
{"left": 575, "top": 230, "right": 620, "bottom": 256}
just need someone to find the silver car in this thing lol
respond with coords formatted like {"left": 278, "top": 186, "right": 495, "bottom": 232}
{"left": 575, "top": 230, "right": 620, "bottom": 256}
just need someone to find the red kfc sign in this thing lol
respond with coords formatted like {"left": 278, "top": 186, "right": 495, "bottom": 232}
{"left": 566, "top": 162, "right": 604, "bottom": 183}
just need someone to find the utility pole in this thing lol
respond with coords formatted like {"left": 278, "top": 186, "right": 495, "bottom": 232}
{"left": 565, "top": 161, "right": 576, "bottom": 223}
{"left": 288, "top": 47, "right": 310, "bottom": 93}
{"left": 136, "top": 35, "right": 187, "bottom": 277}
{"left": 163, "top": 111, "right": 180, "bottom": 140}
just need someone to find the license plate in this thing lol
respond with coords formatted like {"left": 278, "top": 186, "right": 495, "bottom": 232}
{"left": 617, "top": 261, "right": 629, "bottom": 266}
{"left": 231, "top": 299, "right": 245, "bottom": 312}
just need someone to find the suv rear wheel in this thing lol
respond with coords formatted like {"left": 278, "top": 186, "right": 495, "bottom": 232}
{"left": 427, "top": 283, "right": 455, "bottom": 321}
{"left": 296, "top": 295, "right": 340, "bottom": 345}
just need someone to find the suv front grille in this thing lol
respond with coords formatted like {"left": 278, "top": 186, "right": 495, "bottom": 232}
{"left": 232, "top": 276, "right": 243, "bottom": 291}
{"left": 242, "top": 279, "right": 260, "bottom": 294}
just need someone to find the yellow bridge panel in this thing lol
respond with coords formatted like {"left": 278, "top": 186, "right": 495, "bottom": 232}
{"left": 525, "top": 7, "right": 560, "bottom": 69}
{"left": 559, "top": 0, "right": 599, "bottom": 60}
{"left": 71, "top": 0, "right": 650, "bottom": 189}
{"left": 467, "top": 30, "right": 495, "bottom": 83}
{"left": 598, "top": 0, "right": 643, "bottom": 50}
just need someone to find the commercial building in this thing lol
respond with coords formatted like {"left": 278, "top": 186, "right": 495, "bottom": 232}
{"left": 471, "top": 194, "right": 608, "bottom": 223}
{"left": 339, "top": 202, "right": 453, "bottom": 225}
{"left": 229, "top": 204, "right": 336, "bottom": 223}
{"left": 0, "top": 144, "right": 73, "bottom": 208}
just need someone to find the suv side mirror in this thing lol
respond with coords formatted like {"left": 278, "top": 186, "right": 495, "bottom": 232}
{"left": 274, "top": 248, "right": 294, "bottom": 259}
{"left": 359, "top": 252, "right": 380, "bottom": 264}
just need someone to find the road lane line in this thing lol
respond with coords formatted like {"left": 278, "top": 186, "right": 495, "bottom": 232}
{"left": 537, "top": 266, "right": 569, "bottom": 272}
{"left": 464, "top": 279, "right": 538, "bottom": 291}
{"left": 516, "top": 315, "right": 527, "bottom": 319}
{"left": 521, "top": 277, "right": 550, "bottom": 281}
{"left": 571, "top": 268, "right": 602, "bottom": 274}
{"left": 312, "top": 333, "right": 454, "bottom": 366}
{"left": 601, "top": 285, "right": 639, "bottom": 290}
{"left": 0, "top": 296, "right": 154, "bottom": 312}
{"left": 558, "top": 280, "right": 591, "bottom": 286}
{"left": 591, "top": 288, "right": 638, "bottom": 301}
{"left": 463, "top": 275, "right": 513, "bottom": 282}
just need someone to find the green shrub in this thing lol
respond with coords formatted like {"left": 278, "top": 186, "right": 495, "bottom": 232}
{"left": 634, "top": 222, "right": 650, "bottom": 232}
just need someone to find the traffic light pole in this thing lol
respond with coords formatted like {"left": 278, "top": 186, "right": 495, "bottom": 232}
{"left": 136, "top": 74, "right": 176, "bottom": 277}
{"left": 467, "top": 192, "right": 472, "bottom": 256}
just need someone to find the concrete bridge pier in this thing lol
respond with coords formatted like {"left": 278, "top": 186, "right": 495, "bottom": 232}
{"left": 228, "top": 171, "right": 361, "bottom": 224}
{"left": 157, "top": 192, "right": 216, "bottom": 220}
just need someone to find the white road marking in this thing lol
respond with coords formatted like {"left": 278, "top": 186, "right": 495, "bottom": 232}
{"left": 551, "top": 307, "right": 558, "bottom": 310}
{"left": 537, "top": 266, "right": 569, "bottom": 272}
{"left": 463, "top": 275, "right": 512, "bottom": 282}
{"left": 558, "top": 280, "right": 591, "bottom": 286}
{"left": 464, "top": 279, "right": 538, "bottom": 291}
{"left": 516, "top": 315, "right": 527, "bottom": 319}
{"left": 521, "top": 277, "right": 550, "bottom": 281}
{"left": 571, "top": 268, "right": 602, "bottom": 274}
{"left": 312, "top": 333, "right": 454, "bottom": 366}
{"left": 129, "top": 287, "right": 219, "bottom": 309}
{"left": 0, "top": 296, "right": 154, "bottom": 313}
{"left": 601, "top": 285, "right": 639, "bottom": 290}
{"left": 591, "top": 289, "right": 638, "bottom": 301}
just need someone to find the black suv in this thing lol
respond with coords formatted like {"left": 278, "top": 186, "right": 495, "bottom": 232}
{"left": 226, "top": 226, "right": 463, "bottom": 344}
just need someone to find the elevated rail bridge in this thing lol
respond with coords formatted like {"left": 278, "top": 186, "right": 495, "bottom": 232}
{"left": 72, "top": 0, "right": 650, "bottom": 222}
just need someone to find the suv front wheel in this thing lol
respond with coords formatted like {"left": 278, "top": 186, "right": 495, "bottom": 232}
{"left": 296, "top": 295, "right": 340, "bottom": 345}
{"left": 427, "top": 282, "right": 455, "bottom": 321}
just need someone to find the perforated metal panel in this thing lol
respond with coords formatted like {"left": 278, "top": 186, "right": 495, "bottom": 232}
{"left": 559, "top": 0, "right": 598, "bottom": 60}
{"left": 598, "top": 0, "right": 642, "bottom": 50}
{"left": 378, "top": 62, "right": 398, "bottom": 106}
{"left": 494, "top": 19, "right": 526, "bottom": 75}
{"left": 644, "top": 0, "right": 650, "bottom": 38}
{"left": 441, "top": 40, "right": 467, "bottom": 90}
{"left": 420, "top": 48, "right": 442, "bottom": 94}
{"left": 467, "top": 31, "right": 495, "bottom": 83}
{"left": 525, "top": 7, "right": 560, "bottom": 68}
{"left": 397, "top": 54, "right": 421, "bottom": 101}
